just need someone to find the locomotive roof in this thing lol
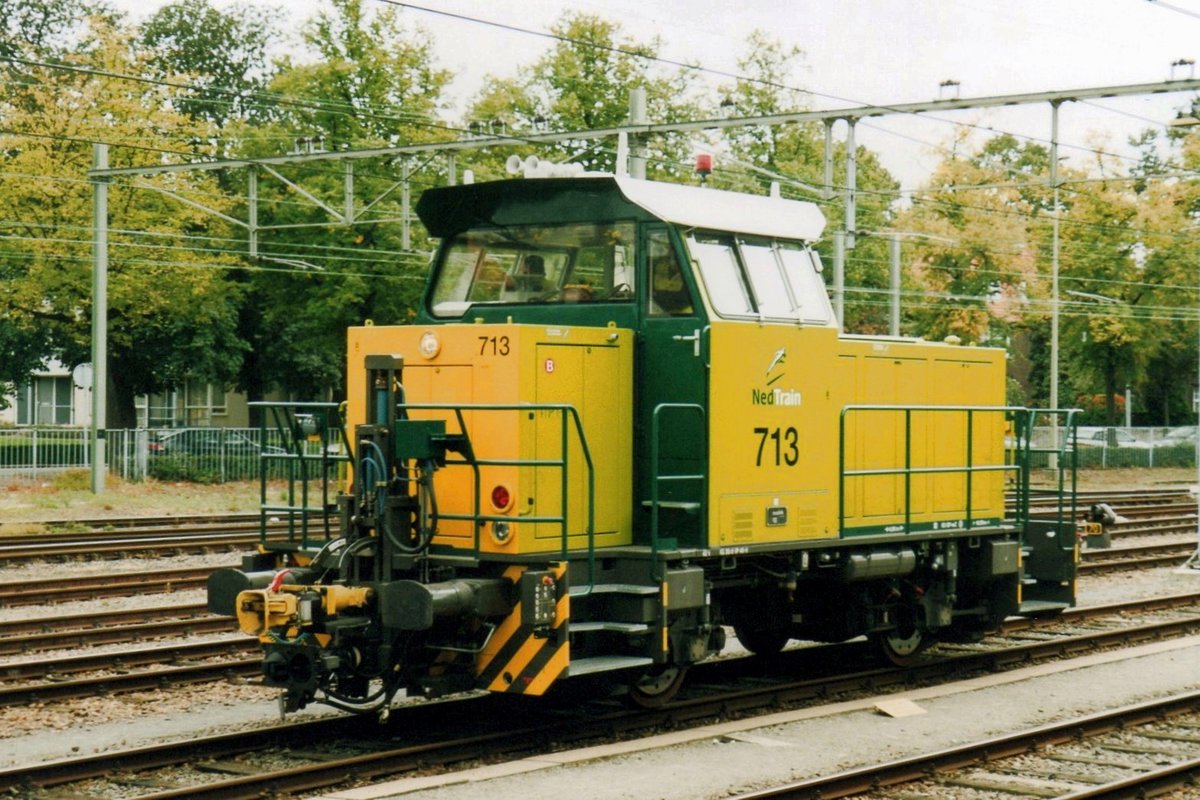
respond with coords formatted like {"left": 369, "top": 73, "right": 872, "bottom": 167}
{"left": 416, "top": 175, "right": 826, "bottom": 242}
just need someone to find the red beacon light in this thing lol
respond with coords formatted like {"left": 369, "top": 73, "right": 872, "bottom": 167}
{"left": 695, "top": 153, "right": 713, "bottom": 182}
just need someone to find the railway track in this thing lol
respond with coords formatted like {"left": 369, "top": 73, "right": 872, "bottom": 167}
{"left": 0, "top": 526, "right": 1194, "bottom": 711}
{"left": 0, "top": 524, "right": 332, "bottom": 563}
{"left": 0, "top": 566, "right": 216, "bottom": 607}
{"left": 0, "top": 511, "right": 264, "bottom": 533}
{"left": 5, "top": 592, "right": 1200, "bottom": 798}
{"left": 0, "top": 604, "right": 226, "bottom": 655}
{"left": 0, "top": 546, "right": 1190, "bottom": 655}
{"left": 732, "top": 690, "right": 1200, "bottom": 799}
{"left": 0, "top": 490, "right": 1191, "bottom": 797}
{"left": 1079, "top": 538, "right": 1199, "bottom": 572}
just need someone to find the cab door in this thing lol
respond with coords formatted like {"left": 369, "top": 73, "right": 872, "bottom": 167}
{"left": 635, "top": 225, "right": 708, "bottom": 548}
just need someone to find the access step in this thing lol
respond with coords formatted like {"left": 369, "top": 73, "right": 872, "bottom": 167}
{"left": 570, "top": 621, "right": 653, "bottom": 634}
{"left": 641, "top": 500, "right": 701, "bottom": 515}
{"left": 1018, "top": 599, "right": 1072, "bottom": 615}
{"left": 567, "top": 655, "right": 653, "bottom": 677}
{"left": 569, "top": 583, "right": 659, "bottom": 597}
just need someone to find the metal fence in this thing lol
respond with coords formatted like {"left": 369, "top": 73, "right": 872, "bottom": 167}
{"left": 1029, "top": 425, "right": 1199, "bottom": 470}
{"left": 0, "top": 427, "right": 329, "bottom": 484}
{"left": 1, "top": 424, "right": 1198, "bottom": 484}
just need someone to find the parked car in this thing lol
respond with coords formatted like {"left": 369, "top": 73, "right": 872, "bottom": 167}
{"left": 152, "top": 429, "right": 284, "bottom": 456}
{"left": 1074, "top": 427, "right": 1151, "bottom": 448}
{"left": 1159, "top": 426, "right": 1198, "bottom": 447}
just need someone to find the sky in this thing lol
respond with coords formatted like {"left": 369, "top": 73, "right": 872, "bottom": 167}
{"left": 107, "top": 0, "right": 1200, "bottom": 191}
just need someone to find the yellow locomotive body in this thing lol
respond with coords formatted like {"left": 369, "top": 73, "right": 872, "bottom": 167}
{"left": 346, "top": 323, "right": 635, "bottom": 555}
{"left": 211, "top": 173, "right": 1079, "bottom": 712}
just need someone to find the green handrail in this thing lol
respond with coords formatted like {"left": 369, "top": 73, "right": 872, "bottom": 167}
{"left": 649, "top": 402, "right": 707, "bottom": 561}
{"left": 838, "top": 405, "right": 1066, "bottom": 537}
{"left": 1013, "top": 408, "right": 1080, "bottom": 532}
{"left": 250, "top": 401, "right": 353, "bottom": 550}
{"left": 399, "top": 402, "right": 597, "bottom": 585}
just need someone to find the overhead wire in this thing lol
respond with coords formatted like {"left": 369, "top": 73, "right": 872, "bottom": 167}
{"left": 4, "top": 25, "right": 1184, "bottom": 218}
{"left": 380, "top": 0, "right": 1184, "bottom": 172}
{"left": 6, "top": 8, "right": 1200, "bottom": 321}
{"left": 1146, "top": 0, "right": 1200, "bottom": 22}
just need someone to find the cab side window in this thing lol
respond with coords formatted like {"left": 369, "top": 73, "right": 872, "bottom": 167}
{"left": 647, "top": 230, "right": 693, "bottom": 316}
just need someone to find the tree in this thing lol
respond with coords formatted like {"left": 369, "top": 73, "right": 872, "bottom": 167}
{"left": 222, "top": 0, "right": 450, "bottom": 402}
{"left": 266, "top": 0, "right": 450, "bottom": 148}
{"left": 0, "top": 0, "right": 108, "bottom": 61}
{"left": 895, "top": 131, "right": 1040, "bottom": 347}
{"left": 1127, "top": 142, "right": 1200, "bottom": 424}
{"left": 896, "top": 127, "right": 1197, "bottom": 424}
{"left": 0, "top": 19, "right": 246, "bottom": 426}
{"left": 465, "top": 11, "right": 700, "bottom": 178}
{"left": 139, "top": 0, "right": 277, "bottom": 126}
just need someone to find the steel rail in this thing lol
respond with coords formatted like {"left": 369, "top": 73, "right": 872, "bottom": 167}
{"left": 0, "top": 601, "right": 210, "bottom": 637}
{"left": 0, "top": 637, "right": 251, "bottom": 681}
{"left": 0, "top": 533, "right": 272, "bottom": 563}
{"left": 0, "top": 657, "right": 260, "bottom": 708}
{"left": 0, "top": 610, "right": 227, "bottom": 656}
{"left": 1079, "top": 542, "right": 1197, "bottom": 573}
{"left": 729, "top": 691, "right": 1200, "bottom": 799}
{"left": 0, "top": 567, "right": 216, "bottom": 606}
{"left": 0, "top": 511, "right": 264, "bottom": 532}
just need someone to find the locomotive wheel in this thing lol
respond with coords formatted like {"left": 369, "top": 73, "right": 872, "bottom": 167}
{"left": 871, "top": 627, "right": 928, "bottom": 666}
{"left": 733, "top": 623, "right": 790, "bottom": 656}
{"left": 627, "top": 666, "right": 687, "bottom": 708}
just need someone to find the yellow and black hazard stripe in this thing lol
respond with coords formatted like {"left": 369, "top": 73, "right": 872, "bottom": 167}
{"left": 475, "top": 563, "right": 570, "bottom": 695}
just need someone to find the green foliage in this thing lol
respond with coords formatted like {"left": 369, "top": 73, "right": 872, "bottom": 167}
{"left": 466, "top": 12, "right": 701, "bottom": 177}
{"left": 0, "top": 0, "right": 108, "bottom": 60}
{"left": 140, "top": 0, "right": 277, "bottom": 125}
{"left": 267, "top": 0, "right": 450, "bottom": 147}
{"left": 212, "top": 0, "right": 451, "bottom": 402}
{"left": 148, "top": 454, "right": 224, "bottom": 483}
{"left": 0, "top": 17, "right": 247, "bottom": 425}
{"left": 0, "top": 431, "right": 88, "bottom": 466}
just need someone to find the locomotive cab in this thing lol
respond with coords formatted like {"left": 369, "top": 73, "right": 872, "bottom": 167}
{"left": 212, "top": 171, "right": 1081, "bottom": 714}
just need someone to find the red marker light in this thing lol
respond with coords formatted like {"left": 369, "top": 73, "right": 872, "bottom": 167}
{"left": 491, "top": 485, "right": 512, "bottom": 511}
{"left": 695, "top": 153, "right": 713, "bottom": 177}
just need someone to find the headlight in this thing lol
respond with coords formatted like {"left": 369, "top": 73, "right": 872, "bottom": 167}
{"left": 418, "top": 330, "right": 440, "bottom": 359}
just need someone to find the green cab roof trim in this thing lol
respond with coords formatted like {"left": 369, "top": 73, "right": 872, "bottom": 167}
{"left": 415, "top": 175, "right": 826, "bottom": 242}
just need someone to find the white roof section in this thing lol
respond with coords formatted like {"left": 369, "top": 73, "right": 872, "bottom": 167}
{"left": 613, "top": 176, "right": 826, "bottom": 241}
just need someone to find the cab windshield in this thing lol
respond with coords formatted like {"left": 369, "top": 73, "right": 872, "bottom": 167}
{"left": 430, "top": 221, "right": 636, "bottom": 317}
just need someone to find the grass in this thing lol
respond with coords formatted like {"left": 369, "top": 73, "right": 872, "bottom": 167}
{"left": 1047, "top": 467, "right": 1196, "bottom": 491}
{"left": 0, "top": 472, "right": 263, "bottom": 525}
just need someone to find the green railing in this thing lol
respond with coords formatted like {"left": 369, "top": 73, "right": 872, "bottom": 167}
{"left": 399, "top": 403, "right": 597, "bottom": 581}
{"left": 1011, "top": 408, "right": 1081, "bottom": 532}
{"left": 251, "top": 401, "right": 354, "bottom": 549}
{"left": 649, "top": 402, "right": 706, "bottom": 558}
{"left": 838, "top": 405, "right": 1077, "bottom": 537}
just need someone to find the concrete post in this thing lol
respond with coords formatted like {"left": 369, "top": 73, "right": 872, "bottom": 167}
{"left": 90, "top": 143, "right": 108, "bottom": 494}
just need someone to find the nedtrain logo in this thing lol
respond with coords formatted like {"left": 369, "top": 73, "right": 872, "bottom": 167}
{"left": 752, "top": 348, "right": 802, "bottom": 406}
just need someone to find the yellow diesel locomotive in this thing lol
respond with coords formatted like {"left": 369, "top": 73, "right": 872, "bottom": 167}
{"left": 209, "top": 170, "right": 1080, "bottom": 713}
